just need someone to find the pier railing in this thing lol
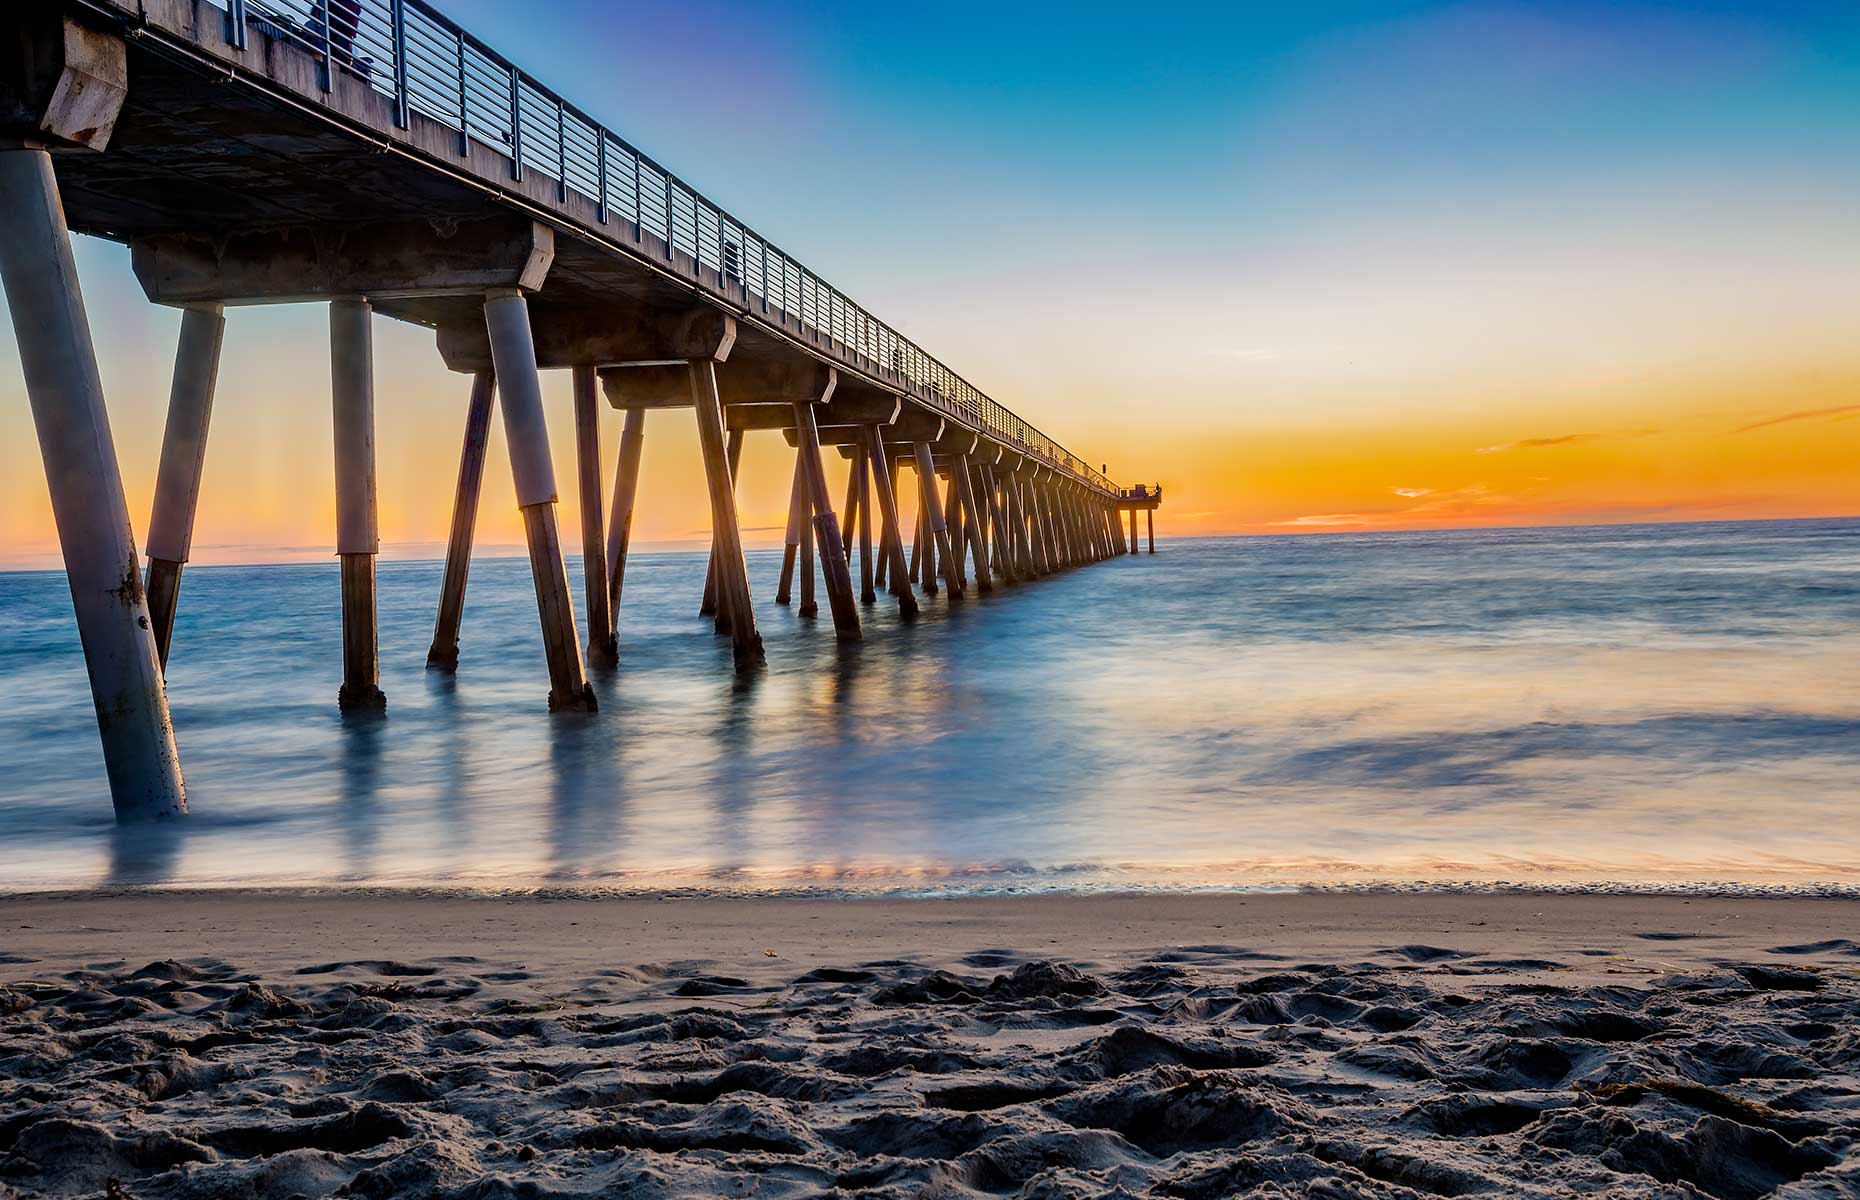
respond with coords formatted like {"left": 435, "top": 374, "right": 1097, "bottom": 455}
{"left": 216, "top": 0, "right": 1115, "bottom": 493}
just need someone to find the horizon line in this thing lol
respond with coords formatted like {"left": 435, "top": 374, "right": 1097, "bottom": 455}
{"left": 0, "top": 511, "right": 1854, "bottom": 575}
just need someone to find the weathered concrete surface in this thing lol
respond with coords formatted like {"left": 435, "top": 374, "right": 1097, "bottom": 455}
{"left": 131, "top": 218, "right": 553, "bottom": 306}
{"left": 0, "top": 12, "right": 127, "bottom": 149}
{"left": 443, "top": 303, "right": 735, "bottom": 373}
{"left": 0, "top": 144, "right": 186, "bottom": 820}
{"left": 600, "top": 354, "right": 835, "bottom": 412}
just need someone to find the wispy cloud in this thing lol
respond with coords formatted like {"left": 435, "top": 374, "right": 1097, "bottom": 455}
{"left": 1475, "top": 433, "right": 1600, "bottom": 455}
{"left": 1734, "top": 404, "right": 1860, "bottom": 434}
{"left": 1475, "top": 428, "right": 1658, "bottom": 454}
{"left": 1274, "top": 513, "right": 1381, "bottom": 528}
{"left": 1391, "top": 486, "right": 1433, "bottom": 498}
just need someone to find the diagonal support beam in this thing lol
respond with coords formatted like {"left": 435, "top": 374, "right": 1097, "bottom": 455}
{"left": 776, "top": 448, "right": 805, "bottom": 606}
{"left": 953, "top": 453, "right": 993, "bottom": 594}
{"left": 0, "top": 143, "right": 183, "bottom": 822}
{"left": 426, "top": 369, "right": 495, "bottom": 670}
{"left": 605, "top": 407, "right": 646, "bottom": 623}
{"left": 484, "top": 289, "right": 596, "bottom": 711}
{"left": 793, "top": 394, "right": 861, "bottom": 641}
{"left": 862, "top": 424, "right": 917, "bottom": 618}
{"left": 691, "top": 361, "right": 763, "bottom": 665}
{"left": 700, "top": 429, "right": 744, "bottom": 623}
{"left": 913, "top": 442, "right": 964, "bottom": 600}
{"left": 572, "top": 365, "right": 616, "bottom": 667}
{"left": 144, "top": 303, "right": 225, "bottom": 667}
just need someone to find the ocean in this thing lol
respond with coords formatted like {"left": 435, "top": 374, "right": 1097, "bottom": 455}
{"left": 1, "top": 518, "right": 1856, "bottom": 893}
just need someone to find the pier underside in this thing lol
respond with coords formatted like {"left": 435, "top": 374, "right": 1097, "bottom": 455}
{"left": 2, "top": 0, "right": 1159, "bottom": 821}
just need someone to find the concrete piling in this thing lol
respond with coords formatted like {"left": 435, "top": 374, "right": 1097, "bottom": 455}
{"left": 856, "top": 446, "right": 876, "bottom": 604}
{"left": 841, "top": 449, "right": 860, "bottom": 558}
{"left": 483, "top": 289, "right": 596, "bottom": 711}
{"left": 426, "top": 368, "right": 495, "bottom": 670}
{"left": 0, "top": 144, "right": 185, "bottom": 821}
{"left": 144, "top": 303, "right": 224, "bottom": 667}
{"left": 700, "top": 429, "right": 744, "bottom": 625}
{"left": 776, "top": 452, "right": 804, "bottom": 605}
{"left": 605, "top": 406, "right": 645, "bottom": 621}
{"left": 793, "top": 399, "right": 861, "bottom": 640}
{"left": 798, "top": 481, "right": 817, "bottom": 617}
{"left": 572, "top": 365, "right": 616, "bottom": 666}
{"left": 955, "top": 455, "right": 994, "bottom": 593}
{"left": 691, "top": 360, "right": 763, "bottom": 666}
{"left": 330, "top": 297, "right": 385, "bottom": 714}
{"left": 913, "top": 442, "right": 963, "bottom": 599}
{"left": 863, "top": 426, "right": 918, "bottom": 618}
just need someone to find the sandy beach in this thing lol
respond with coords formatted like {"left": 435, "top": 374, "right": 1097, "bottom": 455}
{"left": 0, "top": 890, "right": 1855, "bottom": 1197}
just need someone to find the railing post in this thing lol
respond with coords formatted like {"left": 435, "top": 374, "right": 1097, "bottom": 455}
{"left": 317, "top": 0, "right": 333, "bottom": 91}
{"left": 631, "top": 150, "right": 642, "bottom": 241}
{"left": 507, "top": 63, "right": 522, "bottom": 181}
{"left": 596, "top": 134, "right": 608, "bottom": 224}
{"left": 226, "top": 0, "right": 248, "bottom": 50}
{"left": 390, "top": 0, "right": 409, "bottom": 129}
{"left": 554, "top": 98, "right": 566, "bottom": 202}
{"left": 454, "top": 32, "right": 468, "bottom": 155}
{"left": 663, "top": 172, "right": 674, "bottom": 261}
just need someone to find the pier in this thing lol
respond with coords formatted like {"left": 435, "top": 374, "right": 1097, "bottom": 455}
{"left": 0, "top": 0, "right": 1162, "bottom": 821}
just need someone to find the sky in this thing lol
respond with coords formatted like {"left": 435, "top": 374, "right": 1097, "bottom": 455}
{"left": 3, "top": 0, "right": 1859, "bottom": 567}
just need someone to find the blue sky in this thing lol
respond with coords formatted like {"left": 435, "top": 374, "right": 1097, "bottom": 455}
{"left": 3, "top": 0, "right": 1858, "bottom": 563}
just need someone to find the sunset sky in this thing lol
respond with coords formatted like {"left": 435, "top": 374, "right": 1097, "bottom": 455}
{"left": 3, "top": 0, "right": 1858, "bottom": 568}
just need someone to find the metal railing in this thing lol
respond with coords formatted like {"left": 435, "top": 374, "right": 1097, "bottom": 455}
{"left": 212, "top": 0, "right": 1117, "bottom": 494}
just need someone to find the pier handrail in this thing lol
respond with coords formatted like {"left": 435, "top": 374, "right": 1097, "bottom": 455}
{"left": 216, "top": 0, "right": 1116, "bottom": 493}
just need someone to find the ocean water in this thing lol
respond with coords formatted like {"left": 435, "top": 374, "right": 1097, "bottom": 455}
{"left": 1, "top": 519, "right": 1857, "bottom": 893}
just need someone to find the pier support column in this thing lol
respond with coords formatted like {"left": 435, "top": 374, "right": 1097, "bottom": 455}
{"left": 691, "top": 360, "right": 763, "bottom": 666}
{"left": 776, "top": 451, "right": 804, "bottom": 605}
{"left": 913, "top": 443, "right": 963, "bottom": 599}
{"left": 1025, "top": 477, "right": 1052, "bottom": 576}
{"left": 572, "top": 365, "right": 616, "bottom": 666}
{"left": 953, "top": 454, "right": 993, "bottom": 593}
{"left": 144, "top": 303, "right": 224, "bottom": 668}
{"left": 1061, "top": 490, "right": 1077, "bottom": 566}
{"left": 484, "top": 289, "right": 596, "bottom": 711}
{"left": 330, "top": 297, "right": 386, "bottom": 714}
{"left": 798, "top": 482, "right": 817, "bottom": 617}
{"left": 909, "top": 482, "right": 927, "bottom": 592}
{"left": 605, "top": 406, "right": 645, "bottom": 622}
{"left": 863, "top": 426, "right": 918, "bottom": 617}
{"left": 856, "top": 444, "right": 876, "bottom": 604}
{"left": 0, "top": 143, "right": 185, "bottom": 821}
{"left": 981, "top": 465, "right": 1016, "bottom": 584}
{"left": 943, "top": 471, "right": 967, "bottom": 588}
{"left": 426, "top": 369, "right": 495, "bottom": 669}
{"left": 1005, "top": 474, "right": 1030, "bottom": 578}
{"left": 1130, "top": 507, "right": 1139, "bottom": 554}
{"left": 793, "top": 399, "right": 861, "bottom": 640}
{"left": 873, "top": 459, "right": 890, "bottom": 591}
{"left": 842, "top": 450, "right": 861, "bottom": 558}
{"left": 700, "top": 429, "right": 743, "bottom": 624}
{"left": 919, "top": 478, "right": 939, "bottom": 595}
{"left": 1148, "top": 508, "right": 1156, "bottom": 553}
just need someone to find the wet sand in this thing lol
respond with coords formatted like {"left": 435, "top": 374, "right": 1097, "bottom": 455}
{"left": 2, "top": 891, "right": 1857, "bottom": 1197}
